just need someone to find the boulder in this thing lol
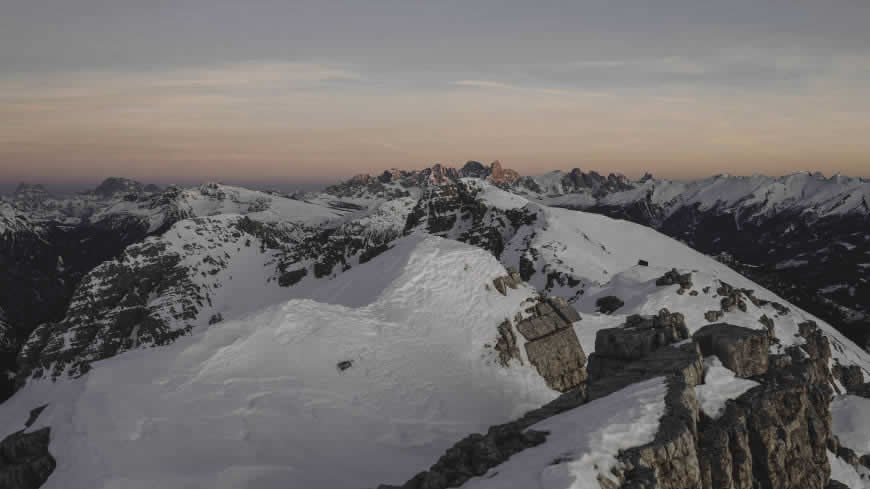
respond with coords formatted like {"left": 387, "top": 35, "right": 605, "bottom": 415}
{"left": 0, "top": 407, "right": 55, "bottom": 489}
{"left": 588, "top": 309, "right": 689, "bottom": 380}
{"left": 832, "top": 363, "right": 864, "bottom": 392}
{"left": 656, "top": 268, "right": 693, "bottom": 291}
{"left": 718, "top": 282, "right": 748, "bottom": 313}
{"left": 525, "top": 328, "right": 588, "bottom": 392}
{"left": 493, "top": 320, "right": 522, "bottom": 366}
{"left": 588, "top": 342, "right": 705, "bottom": 401}
{"left": 704, "top": 310, "right": 723, "bottom": 322}
{"left": 693, "top": 324, "right": 769, "bottom": 378}
{"left": 491, "top": 272, "right": 520, "bottom": 296}
{"left": 515, "top": 315, "right": 563, "bottom": 341}
{"left": 548, "top": 296, "right": 581, "bottom": 323}
{"left": 595, "top": 295, "right": 625, "bottom": 314}
{"left": 759, "top": 314, "right": 775, "bottom": 336}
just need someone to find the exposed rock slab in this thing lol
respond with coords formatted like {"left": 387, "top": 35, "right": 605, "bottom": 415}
{"left": 588, "top": 309, "right": 689, "bottom": 381}
{"left": 0, "top": 407, "right": 55, "bottom": 489}
{"left": 693, "top": 323, "right": 769, "bottom": 378}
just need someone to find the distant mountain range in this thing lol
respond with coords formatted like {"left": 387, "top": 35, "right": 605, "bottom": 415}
{"left": 1, "top": 167, "right": 869, "bottom": 489}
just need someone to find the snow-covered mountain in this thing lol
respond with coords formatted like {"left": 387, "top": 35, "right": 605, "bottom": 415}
{"left": 2, "top": 170, "right": 870, "bottom": 489}
{"left": 0, "top": 179, "right": 351, "bottom": 398}
{"left": 317, "top": 164, "right": 870, "bottom": 350}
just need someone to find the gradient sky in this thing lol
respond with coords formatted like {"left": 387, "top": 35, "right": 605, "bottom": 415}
{"left": 2, "top": 0, "right": 869, "bottom": 183}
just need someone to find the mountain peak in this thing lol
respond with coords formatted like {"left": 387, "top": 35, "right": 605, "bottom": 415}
{"left": 486, "top": 160, "right": 520, "bottom": 185}
{"left": 92, "top": 177, "right": 146, "bottom": 198}
{"left": 13, "top": 183, "right": 51, "bottom": 201}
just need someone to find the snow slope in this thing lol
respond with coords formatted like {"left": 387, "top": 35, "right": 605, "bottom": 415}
{"left": 92, "top": 183, "right": 346, "bottom": 233}
{"left": 5, "top": 176, "right": 870, "bottom": 489}
{"left": 463, "top": 181, "right": 870, "bottom": 369}
{"left": 0, "top": 236, "right": 556, "bottom": 489}
{"left": 526, "top": 171, "right": 870, "bottom": 221}
{"left": 460, "top": 377, "right": 668, "bottom": 489}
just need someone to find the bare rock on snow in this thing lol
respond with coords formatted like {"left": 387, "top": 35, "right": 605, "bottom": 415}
{"left": 596, "top": 295, "right": 625, "bottom": 314}
{"left": 693, "top": 324, "right": 769, "bottom": 378}
{"left": 0, "top": 407, "right": 55, "bottom": 489}
{"left": 525, "top": 328, "right": 588, "bottom": 392}
{"left": 704, "top": 310, "right": 724, "bottom": 323}
{"left": 588, "top": 309, "right": 689, "bottom": 381}
{"left": 655, "top": 268, "right": 693, "bottom": 293}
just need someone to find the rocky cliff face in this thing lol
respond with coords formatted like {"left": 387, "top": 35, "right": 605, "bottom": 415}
{"left": 380, "top": 318, "right": 851, "bottom": 489}
{"left": 0, "top": 406, "right": 54, "bottom": 489}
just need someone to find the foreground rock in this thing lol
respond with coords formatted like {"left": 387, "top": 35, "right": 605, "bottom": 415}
{"left": 693, "top": 323, "right": 769, "bottom": 378}
{"left": 496, "top": 293, "right": 586, "bottom": 392}
{"left": 0, "top": 407, "right": 55, "bottom": 489}
{"left": 588, "top": 309, "right": 689, "bottom": 381}
{"left": 596, "top": 295, "right": 625, "bottom": 314}
{"left": 379, "top": 318, "right": 846, "bottom": 489}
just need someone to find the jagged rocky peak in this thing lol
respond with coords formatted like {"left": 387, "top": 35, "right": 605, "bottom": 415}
{"left": 428, "top": 163, "right": 459, "bottom": 185}
{"left": 459, "top": 160, "right": 490, "bottom": 179}
{"left": 348, "top": 173, "right": 378, "bottom": 186}
{"left": 91, "top": 177, "right": 146, "bottom": 198}
{"left": 560, "top": 167, "right": 634, "bottom": 193}
{"left": 13, "top": 183, "right": 52, "bottom": 201}
{"left": 486, "top": 160, "right": 520, "bottom": 185}
{"left": 336, "top": 160, "right": 520, "bottom": 190}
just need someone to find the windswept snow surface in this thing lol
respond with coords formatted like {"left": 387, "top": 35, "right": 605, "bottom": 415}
{"left": 0, "top": 236, "right": 557, "bottom": 489}
{"left": 832, "top": 395, "right": 870, "bottom": 454}
{"left": 828, "top": 450, "right": 870, "bottom": 488}
{"left": 474, "top": 181, "right": 870, "bottom": 370}
{"left": 461, "top": 378, "right": 668, "bottom": 489}
{"left": 93, "top": 183, "right": 345, "bottom": 232}
{"left": 695, "top": 357, "right": 759, "bottom": 419}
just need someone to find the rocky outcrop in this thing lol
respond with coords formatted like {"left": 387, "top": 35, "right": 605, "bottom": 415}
{"left": 717, "top": 282, "right": 748, "bottom": 313}
{"left": 596, "top": 295, "right": 625, "bottom": 314}
{"left": 588, "top": 309, "right": 689, "bottom": 381}
{"left": 697, "top": 382, "right": 831, "bottom": 489}
{"left": 525, "top": 328, "right": 587, "bottom": 392}
{"left": 0, "top": 407, "right": 55, "bottom": 489}
{"left": 485, "top": 161, "right": 520, "bottom": 186}
{"left": 832, "top": 363, "right": 865, "bottom": 392}
{"left": 588, "top": 342, "right": 705, "bottom": 401}
{"left": 493, "top": 320, "right": 521, "bottom": 367}
{"left": 607, "top": 377, "right": 702, "bottom": 489}
{"left": 513, "top": 296, "right": 585, "bottom": 392}
{"left": 382, "top": 317, "right": 847, "bottom": 489}
{"left": 428, "top": 164, "right": 454, "bottom": 186}
{"left": 458, "top": 161, "right": 490, "bottom": 179}
{"left": 491, "top": 268, "right": 522, "bottom": 296}
{"left": 693, "top": 324, "right": 769, "bottom": 378}
{"left": 692, "top": 321, "right": 836, "bottom": 489}
{"left": 560, "top": 169, "right": 633, "bottom": 196}
{"left": 17, "top": 216, "right": 304, "bottom": 380}
{"left": 92, "top": 177, "right": 146, "bottom": 198}
{"left": 704, "top": 310, "right": 724, "bottom": 322}
{"left": 655, "top": 268, "right": 693, "bottom": 293}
